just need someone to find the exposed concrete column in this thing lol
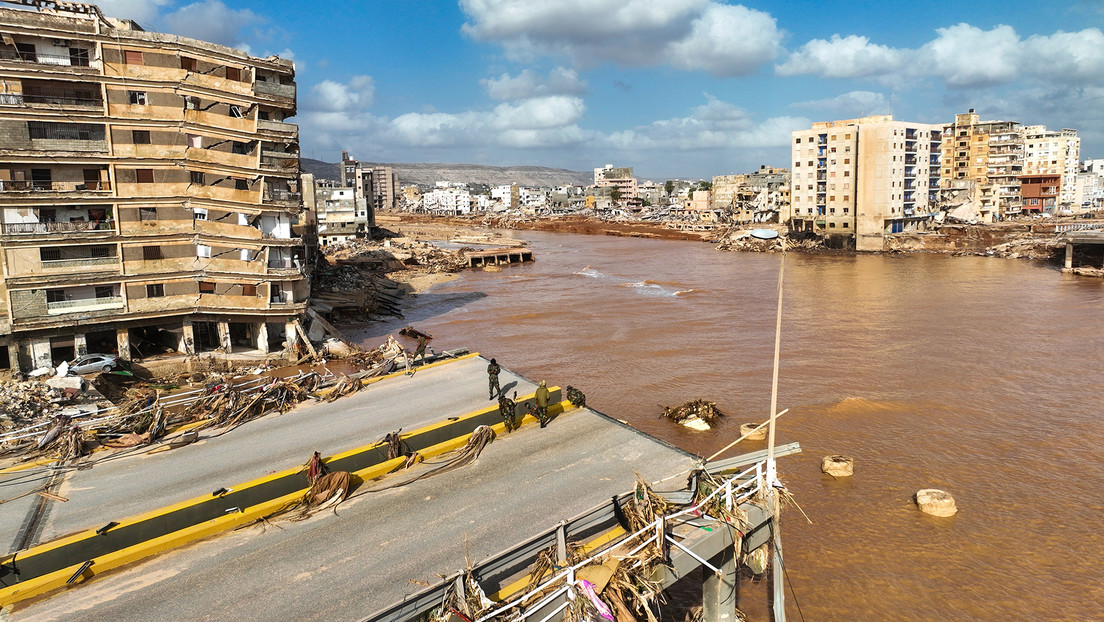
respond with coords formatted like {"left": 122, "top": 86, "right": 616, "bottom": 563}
{"left": 702, "top": 539, "right": 738, "bottom": 622}
{"left": 180, "top": 321, "right": 196, "bottom": 355}
{"left": 1065, "top": 242, "right": 1073, "bottom": 269}
{"left": 217, "top": 322, "right": 231, "bottom": 353}
{"left": 30, "top": 338, "right": 52, "bottom": 370}
{"left": 285, "top": 318, "right": 300, "bottom": 354}
{"left": 116, "top": 329, "right": 131, "bottom": 361}
{"left": 256, "top": 322, "right": 269, "bottom": 354}
{"left": 73, "top": 333, "right": 88, "bottom": 357}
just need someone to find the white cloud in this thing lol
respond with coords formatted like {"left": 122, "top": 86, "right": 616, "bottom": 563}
{"left": 1021, "top": 29, "right": 1104, "bottom": 84}
{"left": 776, "top": 34, "right": 904, "bottom": 78}
{"left": 460, "top": 0, "right": 781, "bottom": 72}
{"left": 606, "top": 95, "right": 805, "bottom": 151}
{"left": 665, "top": 4, "right": 783, "bottom": 76}
{"left": 921, "top": 24, "right": 1021, "bottom": 89}
{"left": 482, "top": 67, "right": 587, "bottom": 100}
{"left": 308, "top": 75, "right": 375, "bottom": 112}
{"left": 161, "top": 0, "right": 260, "bottom": 48}
{"left": 794, "top": 91, "right": 890, "bottom": 116}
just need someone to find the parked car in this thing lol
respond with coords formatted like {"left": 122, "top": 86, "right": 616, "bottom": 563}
{"left": 67, "top": 353, "right": 120, "bottom": 375}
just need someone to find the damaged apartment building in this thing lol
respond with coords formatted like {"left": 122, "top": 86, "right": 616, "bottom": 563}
{"left": 0, "top": 1, "right": 308, "bottom": 371}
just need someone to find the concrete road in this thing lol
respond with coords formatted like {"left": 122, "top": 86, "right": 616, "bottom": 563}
{"left": 0, "top": 356, "right": 536, "bottom": 551}
{"left": 14, "top": 404, "right": 694, "bottom": 621}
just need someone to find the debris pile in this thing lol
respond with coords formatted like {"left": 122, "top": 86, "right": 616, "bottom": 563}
{"left": 0, "top": 381, "right": 66, "bottom": 428}
{"left": 716, "top": 230, "right": 822, "bottom": 253}
{"left": 662, "top": 399, "right": 724, "bottom": 431}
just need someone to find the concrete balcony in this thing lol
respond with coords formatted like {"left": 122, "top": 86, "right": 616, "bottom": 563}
{"left": 1, "top": 220, "right": 115, "bottom": 235}
{"left": 262, "top": 189, "right": 301, "bottom": 207}
{"left": 254, "top": 80, "right": 296, "bottom": 101}
{"left": 184, "top": 109, "right": 254, "bottom": 134}
{"left": 257, "top": 119, "right": 298, "bottom": 136}
{"left": 260, "top": 153, "right": 298, "bottom": 173}
{"left": 185, "top": 147, "right": 257, "bottom": 169}
{"left": 0, "top": 180, "right": 111, "bottom": 193}
{"left": 40, "top": 256, "right": 119, "bottom": 271}
{"left": 47, "top": 295, "right": 124, "bottom": 315}
{"left": 0, "top": 49, "right": 98, "bottom": 74}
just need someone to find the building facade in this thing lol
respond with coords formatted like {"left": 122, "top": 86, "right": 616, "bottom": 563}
{"left": 1022, "top": 125, "right": 1080, "bottom": 208}
{"left": 791, "top": 115, "right": 941, "bottom": 250}
{"left": 593, "top": 164, "right": 638, "bottom": 199}
{"left": 940, "top": 110, "right": 1023, "bottom": 221}
{"left": 0, "top": 2, "right": 307, "bottom": 370}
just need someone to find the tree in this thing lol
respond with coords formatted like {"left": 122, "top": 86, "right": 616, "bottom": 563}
{"left": 664, "top": 180, "right": 675, "bottom": 196}
{"left": 610, "top": 187, "right": 622, "bottom": 202}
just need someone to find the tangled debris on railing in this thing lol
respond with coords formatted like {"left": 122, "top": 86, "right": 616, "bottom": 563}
{"left": 661, "top": 399, "right": 724, "bottom": 431}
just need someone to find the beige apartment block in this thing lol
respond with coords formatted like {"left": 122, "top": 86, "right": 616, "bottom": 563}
{"left": 593, "top": 164, "right": 638, "bottom": 199}
{"left": 791, "top": 115, "right": 941, "bottom": 251}
{"left": 0, "top": 2, "right": 307, "bottom": 371}
{"left": 1022, "top": 125, "right": 1080, "bottom": 209}
{"left": 941, "top": 109, "right": 1022, "bottom": 220}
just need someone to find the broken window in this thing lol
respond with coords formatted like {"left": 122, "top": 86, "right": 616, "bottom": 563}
{"left": 142, "top": 246, "right": 162, "bottom": 260}
{"left": 132, "top": 129, "right": 150, "bottom": 144}
{"left": 123, "top": 50, "right": 143, "bottom": 65}
{"left": 232, "top": 141, "right": 250, "bottom": 155}
{"left": 138, "top": 207, "right": 157, "bottom": 221}
{"left": 94, "top": 286, "right": 113, "bottom": 298}
{"left": 190, "top": 171, "right": 204, "bottom": 185}
{"left": 135, "top": 169, "right": 154, "bottom": 183}
{"left": 234, "top": 178, "right": 249, "bottom": 191}
{"left": 228, "top": 104, "right": 243, "bottom": 118}
{"left": 128, "top": 91, "right": 147, "bottom": 105}
{"left": 145, "top": 283, "right": 164, "bottom": 297}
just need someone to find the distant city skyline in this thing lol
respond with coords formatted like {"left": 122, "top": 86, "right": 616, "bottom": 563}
{"left": 96, "top": 0, "right": 1104, "bottom": 178}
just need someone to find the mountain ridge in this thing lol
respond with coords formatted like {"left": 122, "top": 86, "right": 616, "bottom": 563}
{"left": 300, "top": 158, "right": 593, "bottom": 188}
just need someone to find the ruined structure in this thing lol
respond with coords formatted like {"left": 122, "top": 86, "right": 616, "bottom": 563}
{"left": 0, "top": 1, "right": 307, "bottom": 371}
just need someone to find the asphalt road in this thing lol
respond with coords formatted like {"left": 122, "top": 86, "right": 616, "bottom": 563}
{"left": 14, "top": 400, "right": 694, "bottom": 620}
{"left": 0, "top": 355, "right": 537, "bottom": 551}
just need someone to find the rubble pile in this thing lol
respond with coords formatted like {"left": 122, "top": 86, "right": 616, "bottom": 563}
{"left": 962, "top": 238, "right": 1064, "bottom": 261}
{"left": 0, "top": 381, "right": 65, "bottom": 428}
{"left": 716, "top": 230, "right": 822, "bottom": 253}
{"left": 662, "top": 399, "right": 724, "bottom": 431}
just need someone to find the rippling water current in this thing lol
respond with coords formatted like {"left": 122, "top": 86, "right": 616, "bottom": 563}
{"left": 355, "top": 231, "right": 1104, "bottom": 620}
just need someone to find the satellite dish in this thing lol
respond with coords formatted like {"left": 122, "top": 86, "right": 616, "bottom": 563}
{"left": 749, "top": 228, "right": 779, "bottom": 240}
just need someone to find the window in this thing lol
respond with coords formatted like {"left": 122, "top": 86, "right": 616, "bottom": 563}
{"left": 128, "top": 91, "right": 147, "bottom": 105}
{"left": 270, "top": 283, "right": 283, "bottom": 302}
{"left": 132, "top": 129, "right": 150, "bottom": 144}
{"left": 124, "top": 50, "right": 143, "bottom": 65}
{"left": 829, "top": 222, "right": 836, "bottom": 228}
{"left": 180, "top": 57, "right": 197, "bottom": 72}
{"left": 185, "top": 96, "right": 200, "bottom": 110}
{"left": 242, "top": 284, "right": 257, "bottom": 296}
{"left": 234, "top": 179, "right": 249, "bottom": 191}
{"left": 196, "top": 244, "right": 211, "bottom": 258}
{"left": 69, "top": 47, "right": 90, "bottom": 67}
{"left": 199, "top": 281, "right": 216, "bottom": 293}
{"left": 232, "top": 141, "right": 250, "bottom": 155}
{"left": 46, "top": 289, "right": 66, "bottom": 303}
{"left": 843, "top": 171, "right": 850, "bottom": 177}
{"left": 844, "top": 158, "right": 850, "bottom": 164}
{"left": 146, "top": 283, "right": 164, "bottom": 297}
{"left": 95, "top": 286, "right": 113, "bottom": 298}
{"left": 135, "top": 169, "right": 154, "bottom": 183}
{"left": 258, "top": 110, "right": 270, "bottom": 121}
{"left": 193, "top": 208, "right": 208, "bottom": 220}
{"left": 40, "top": 248, "right": 61, "bottom": 261}
{"left": 89, "top": 246, "right": 109, "bottom": 257}
{"left": 190, "top": 171, "right": 205, "bottom": 185}
{"left": 228, "top": 104, "right": 243, "bottom": 118}
{"left": 139, "top": 207, "right": 157, "bottom": 221}
{"left": 142, "top": 246, "right": 162, "bottom": 260}
{"left": 225, "top": 67, "right": 241, "bottom": 81}
{"left": 842, "top": 222, "right": 849, "bottom": 228}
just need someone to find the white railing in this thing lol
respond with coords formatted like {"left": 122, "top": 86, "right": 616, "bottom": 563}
{"left": 474, "top": 462, "right": 765, "bottom": 622}
{"left": 46, "top": 296, "right": 123, "bottom": 314}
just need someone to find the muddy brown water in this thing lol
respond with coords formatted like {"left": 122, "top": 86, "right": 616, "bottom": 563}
{"left": 353, "top": 231, "right": 1104, "bottom": 620}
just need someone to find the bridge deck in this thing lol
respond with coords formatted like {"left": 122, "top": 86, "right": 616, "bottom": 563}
{"left": 10, "top": 358, "right": 695, "bottom": 621}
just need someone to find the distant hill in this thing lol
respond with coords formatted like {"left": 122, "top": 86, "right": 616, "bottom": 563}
{"left": 300, "top": 158, "right": 592, "bottom": 188}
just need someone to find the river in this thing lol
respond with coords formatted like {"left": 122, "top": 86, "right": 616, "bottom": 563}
{"left": 353, "top": 230, "right": 1104, "bottom": 620}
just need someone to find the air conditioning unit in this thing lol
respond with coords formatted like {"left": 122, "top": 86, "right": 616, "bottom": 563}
{"left": 52, "top": 39, "right": 69, "bottom": 47}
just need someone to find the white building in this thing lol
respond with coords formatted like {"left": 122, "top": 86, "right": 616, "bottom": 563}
{"left": 1023, "top": 126, "right": 1081, "bottom": 207}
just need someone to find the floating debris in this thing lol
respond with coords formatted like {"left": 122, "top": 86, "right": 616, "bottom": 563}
{"left": 662, "top": 399, "right": 724, "bottom": 430}
{"left": 821, "top": 455, "right": 854, "bottom": 477}
{"left": 915, "top": 489, "right": 958, "bottom": 517}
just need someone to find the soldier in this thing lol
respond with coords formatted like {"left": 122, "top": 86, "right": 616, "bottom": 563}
{"left": 412, "top": 334, "right": 428, "bottom": 366}
{"left": 534, "top": 380, "right": 550, "bottom": 428}
{"left": 498, "top": 391, "right": 517, "bottom": 432}
{"left": 487, "top": 358, "right": 501, "bottom": 400}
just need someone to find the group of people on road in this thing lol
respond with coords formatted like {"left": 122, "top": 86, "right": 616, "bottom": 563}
{"left": 489, "top": 358, "right": 551, "bottom": 429}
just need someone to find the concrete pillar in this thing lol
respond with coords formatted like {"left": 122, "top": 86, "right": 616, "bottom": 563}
{"left": 702, "top": 541, "right": 738, "bottom": 622}
{"left": 30, "top": 338, "right": 52, "bottom": 370}
{"left": 217, "top": 322, "right": 231, "bottom": 353}
{"left": 1065, "top": 243, "right": 1073, "bottom": 269}
{"left": 73, "top": 333, "right": 88, "bottom": 357}
{"left": 180, "top": 321, "right": 196, "bottom": 355}
{"left": 256, "top": 322, "right": 269, "bottom": 354}
{"left": 285, "top": 318, "right": 300, "bottom": 352}
{"left": 116, "top": 329, "right": 131, "bottom": 361}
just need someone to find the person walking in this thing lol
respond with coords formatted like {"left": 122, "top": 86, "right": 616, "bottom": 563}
{"left": 487, "top": 358, "right": 501, "bottom": 400}
{"left": 534, "top": 380, "right": 550, "bottom": 428}
{"left": 412, "top": 334, "right": 428, "bottom": 366}
{"left": 498, "top": 391, "right": 517, "bottom": 432}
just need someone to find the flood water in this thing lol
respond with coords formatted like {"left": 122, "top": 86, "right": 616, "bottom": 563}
{"left": 354, "top": 231, "right": 1104, "bottom": 620}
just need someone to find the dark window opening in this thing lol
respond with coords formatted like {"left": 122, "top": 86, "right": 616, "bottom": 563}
{"left": 180, "top": 56, "right": 197, "bottom": 72}
{"left": 128, "top": 91, "right": 147, "bottom": 105}
{"left": 123, "top": 50, "right": 143, "bottom": 65}
{"left": 135, "top": 169, "right": 154, "bottom": 183}
{"left": 132, "top": 129, "right": 150, "bottom": 144}
{"left": 190, "top": 171, "right": 205, "bottom": 185}
{"left": 225, "top": 67, "right": 241, "bottom": 81}
{"left": 15, "top": 43, "right": 36, "bottom": 62}
{"left": 142, "top": 246, "right": 162, "bottom": 260}
{"left": 199, "top": 281, "right": 215, "bottom": 293}
{"left": 242, "top": 284, "right": 257, "bottom": 296}
{"left": 69, "top": 47, "right": 90, "bottom": 66}
{"left": 146, "top": 283, "right": 165, "bottom": 297}
{"left": 46, "top": 289, "right": 66, "bottom": 303}
{"left": 40, "top": 248, "right": 61, "bottom": 261}
{"left": 234, "top": 179, "right": 249, "bottom": 191}
{"left": 228, "top": 105, "right": 243, "bottom": 118}
{"left": 95, "top": 286, "right": 113, "bottom": 298}
{"left": 139, "top": 207, "right": 157, "bottom": 221}
{"left": 232, "top": 141, "right": 250, "bottom": 155}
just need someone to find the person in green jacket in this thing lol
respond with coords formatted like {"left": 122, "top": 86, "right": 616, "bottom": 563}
{"left": 534, "top": 380, "right": 550, "bottom": 428}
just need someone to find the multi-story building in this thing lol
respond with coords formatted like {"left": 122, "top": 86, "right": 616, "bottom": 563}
{"left": 1022, "top": 125, "right": 1080, "bottom": 208}
{"left": 1019, "top": 174, "right": 1060, "bottom": 214}
{"left": 310, "top": 177, "right": 367, "bottom": 245}
{"left": 941, "top": 109, "right": 1023, "bottom": 220}
{"left": 593, "top": 164, "right": 637, "bottom": 199}
{"left": 791, "top": 115, "right": 941, "bottom": 250}
{"left": 712, "top": 166, "right": 790, "bottom": 224}
{"left": 0, "top": 2, "right": 308, "bottom": 371}
{"left": 370, "top": 165, "right": 397, "bottom": 210}
{"left": 422, "top": 187, "right": 471, "bottom": 215}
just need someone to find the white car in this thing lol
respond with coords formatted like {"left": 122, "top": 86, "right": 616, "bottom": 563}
{"left": 68, "top": 354, "right": 120, "bottom": 375}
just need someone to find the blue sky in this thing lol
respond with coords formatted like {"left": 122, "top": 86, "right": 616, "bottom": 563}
{"left": 98, "top": 0, "right": 1104, "bottom": 179}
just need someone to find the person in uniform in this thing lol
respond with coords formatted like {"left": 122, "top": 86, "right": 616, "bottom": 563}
{"left": 412, "top": 334, "right": 428, "bottom": 366}
{"left": 487, "top": 358, "right": 501, "bottom": 400}
{"left": 498, "top": 391, "right": 517, "bottom": 432}
{"left": 534, "top": 380, "right": 550, "bottom": 427}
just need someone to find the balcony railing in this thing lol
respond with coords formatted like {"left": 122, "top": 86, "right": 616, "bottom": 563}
{"left": 41, "top": 256, "right": 118, "bottom": 269}
{"left": 0, "top": 49, "right": 94, "bottom": 68}
{"left": 263, "top": 189, "right": 301, "bottom": 203}
{"left": 254, "top": 80, "right": 296, "bottom": 100}
{"left": 0, "top": 180, "right": 111, "bottom": 192}
{"left": 2, "top": 219, "right": 114, "bottom": 234}
{"left": 47, "top": 295, "right": 124, "bottom": 314}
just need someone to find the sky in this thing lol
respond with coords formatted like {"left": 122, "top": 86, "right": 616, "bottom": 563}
{"left": 95, "top": 0, "right": 1104, "bottom": 179}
